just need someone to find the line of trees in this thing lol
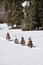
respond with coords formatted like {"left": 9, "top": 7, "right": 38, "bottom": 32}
{"left": 5, "top": 0, "right": 43, "bottom": 30}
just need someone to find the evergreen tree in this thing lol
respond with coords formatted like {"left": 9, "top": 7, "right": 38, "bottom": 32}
{"left": 5, "top": 0, "right": 24, "bottom": 28}
{"left": 35, "top": 0, "right": 42, "bottom": 29}
{"left": 5, "top": 0, "right": 43, "bottom": 30}
{"left": 27, "top": 1, "right": 36, "bottom": 30}
{"left": 21, "top": 1, "right": 36, "bottom": 30}
{"left": 39, "top": 0, "right": 43, "bottom": 28}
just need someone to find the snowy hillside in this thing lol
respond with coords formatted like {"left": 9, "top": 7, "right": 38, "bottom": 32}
{"left": 0, "top": 24, "right": 43, "bottom": 65}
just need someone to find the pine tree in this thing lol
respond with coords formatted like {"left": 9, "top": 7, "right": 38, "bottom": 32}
{"left": 21, "top": 1, "right": 36, "bottom": 30}
{"left": 35, "top": 0, "right": 42, "bottom": 29}
{"left": 5, "top": 0, "right": 24, "bottom": 28}
{"left": 39, "top": 0, "right": 43, "bottom": 28}
{"left": 27, "top": 1, "right": 36, "bottom": 30}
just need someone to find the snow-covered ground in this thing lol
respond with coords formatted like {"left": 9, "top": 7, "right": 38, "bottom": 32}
{"left": 0, "top": 24, "right": 43, "bottom": 65}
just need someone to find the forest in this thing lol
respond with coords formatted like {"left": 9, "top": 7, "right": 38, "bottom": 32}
{"left": 0, "top": 0, "right": 43, "bottom": 30}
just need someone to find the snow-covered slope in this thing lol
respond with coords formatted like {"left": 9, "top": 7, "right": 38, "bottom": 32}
{"left": 0, "top": 24, "right": 43, "bottom": 65}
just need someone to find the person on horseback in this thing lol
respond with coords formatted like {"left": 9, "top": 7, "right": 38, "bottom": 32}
{"left": 21, "top": 37, "right": 25, "bottom": 45}
{"left": 27, "top": 37, "right": 33, "bottom": 48}
{"left": 14, "top": 35, "right": 18, "bottom": 44}
{"left": 6, "top": 32, "right": 10, "bottom": 40}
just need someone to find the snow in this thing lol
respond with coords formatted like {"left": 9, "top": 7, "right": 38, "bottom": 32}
{"left": 0, "top": 23, "right": 8, "bottom": 29}
{"left": 0, "top": 24, "right": 43, "bottom": 65}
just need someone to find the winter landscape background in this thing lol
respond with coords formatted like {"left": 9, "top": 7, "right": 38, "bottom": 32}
{"left": 0, "top": 23, "right": 43, "bottom": 65}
